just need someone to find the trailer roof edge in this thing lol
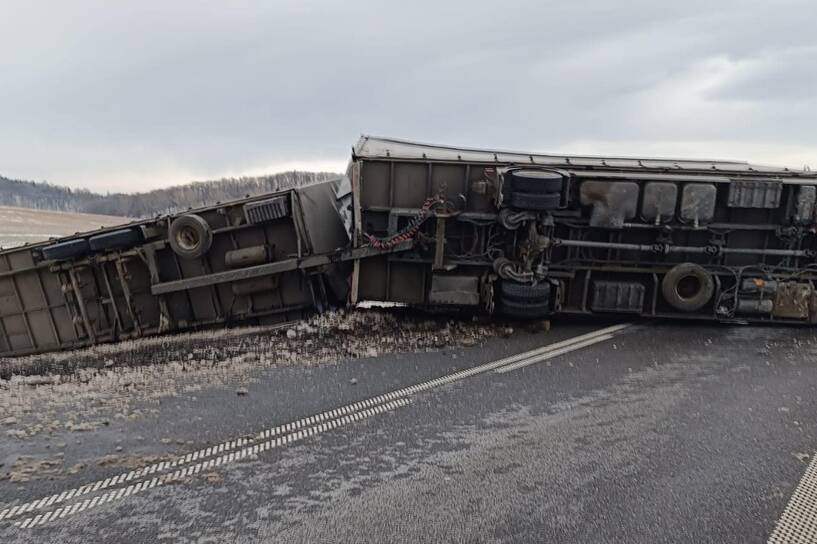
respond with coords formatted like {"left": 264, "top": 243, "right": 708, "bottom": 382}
{"left": 354, "top": 135, "right": 811, "bottom": 176}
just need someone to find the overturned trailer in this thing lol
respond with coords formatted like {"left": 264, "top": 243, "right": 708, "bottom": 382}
{"left": 3, "top": 135, "right": 817, "bottom": 356}
{"left": 0, "top": 181, "right": 376, "bottom": 356}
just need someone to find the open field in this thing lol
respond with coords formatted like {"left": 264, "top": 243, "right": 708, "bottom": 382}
{"left": 0, "top": 206, "right": 126, "bottom": 249}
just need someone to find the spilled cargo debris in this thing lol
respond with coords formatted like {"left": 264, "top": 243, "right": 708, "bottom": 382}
{"left": 0, "top": 309, "right": 506, "bottom": 440}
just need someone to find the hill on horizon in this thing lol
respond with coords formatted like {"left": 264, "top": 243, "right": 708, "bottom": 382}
{"left": 0, "top": 171, "right": 340, "bottom": 218}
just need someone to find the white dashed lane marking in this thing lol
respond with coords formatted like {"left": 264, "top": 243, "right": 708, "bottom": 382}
{"left": 3, "top": 323, "right": 634, "bottom": 528}
{"left": 0, "top": 389, "right": 414, "bottom": 523}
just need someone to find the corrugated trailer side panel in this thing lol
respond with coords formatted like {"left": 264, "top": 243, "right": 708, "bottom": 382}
{"left": 0, "top": 247, "right": 79, "bottom": 354}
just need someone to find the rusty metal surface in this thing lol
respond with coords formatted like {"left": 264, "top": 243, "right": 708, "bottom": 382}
{"left": 773, "top": 283, "right": 813, "bottom": 319}
{"left": 727, "top": 179, "right": 783, "bottom": 208}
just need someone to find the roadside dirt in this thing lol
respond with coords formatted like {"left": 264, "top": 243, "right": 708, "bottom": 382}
{"left": 0, "top": 309, "right": 513, "bottom": 443}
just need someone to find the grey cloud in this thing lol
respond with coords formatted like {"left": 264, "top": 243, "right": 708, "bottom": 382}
{"left": 1, "top": 0, "right": 817, "bottom": 191}
{"left": 706, "top": 47, "right": 817, "bottom": 102}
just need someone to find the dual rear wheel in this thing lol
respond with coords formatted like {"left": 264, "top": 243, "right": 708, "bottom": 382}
{"left": 505, "top": 170, "right": 564, "bottom": 212}
{"left": 495, "top": 280, "right": 552, "bottom": 319}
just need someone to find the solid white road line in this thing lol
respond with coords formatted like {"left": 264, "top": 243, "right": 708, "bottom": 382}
{"left": 4, "top": 322, "right": 634, "bottom": 528}
{"left": 494, "top": 334, "right": 614, "bottom": 373}
{"left": 489, "top": 323, "right": 631, "bottom": 371}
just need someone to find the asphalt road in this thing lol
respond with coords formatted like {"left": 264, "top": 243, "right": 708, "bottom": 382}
{"left": 3, "top": 319, "right": 817, "bottom": 543}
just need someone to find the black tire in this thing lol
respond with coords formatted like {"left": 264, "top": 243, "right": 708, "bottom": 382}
{"left": 661, "top": 263, "right": 714, "bottom": 312}
{"left": 508, "top": 191, "right": 561, "bottom": 211}
{"left": 41, "top": 239, "right": 90, "bottom": 261}
{"left": 169, "top": 214, "right": 213, "bottom": 259}
{"left": 89, "top": 228, "right": 143, "bottom": 252}
{"left": 497, "top": 298, "right": 550, "bottom": 319}
{"left": 498, "top": 281, "right": 551, "bottom": 303}
{"left": 509, "top": 170, "right": 564, "bottom": 194}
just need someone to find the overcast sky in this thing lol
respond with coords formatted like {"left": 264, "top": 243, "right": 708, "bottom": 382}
{"left": 2, "top": 0, "right": 817, "bottom": 193}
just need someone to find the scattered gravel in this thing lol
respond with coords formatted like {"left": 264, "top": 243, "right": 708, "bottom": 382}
{"left": 0, "top": 308, "right": 509, "bottom": 440}
{"left": 2, "top": 455, "right": 64, "bottom": 483}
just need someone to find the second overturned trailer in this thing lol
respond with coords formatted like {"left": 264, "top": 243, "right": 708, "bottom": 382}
{"left": 0, "top": 181, "right": 367, "bottom": 356}
{"left": 4, "top": 135, "right": 817, "bottom": 356}
{"left": 349, "top": 137, "right": 817, "bottom": 324}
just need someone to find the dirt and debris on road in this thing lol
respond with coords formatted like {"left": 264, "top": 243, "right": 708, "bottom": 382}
{"left": 0, "top": 309, "right": 509, "bottom": 443}
{"left": 0, "top": 452, "right": 179, "bottom": 483}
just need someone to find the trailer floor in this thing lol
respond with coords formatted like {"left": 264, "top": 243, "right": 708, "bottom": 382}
{"left": 2, "top": 320, "right": 817, "bottom": 543}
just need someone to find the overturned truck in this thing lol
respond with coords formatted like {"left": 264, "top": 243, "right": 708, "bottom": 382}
{"left": 3, "top": 136, "right": 817, "bottom": 356}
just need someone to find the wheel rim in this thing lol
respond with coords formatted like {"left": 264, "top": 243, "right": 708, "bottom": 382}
{"left": 675, "top": 274, "right": 702, "bottom": 301}
{"left": 176, "top": 225, "right": 200, "bottom": 252}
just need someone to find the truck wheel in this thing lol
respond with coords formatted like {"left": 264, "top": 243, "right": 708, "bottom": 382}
{"left": 496, "top": 280, "right": 551, "bottom": 318}
{"left": 89, "top": 228, "right": 143, "bottom": 252}
{"left": 497, "top": 298, "right": 550, "bottom": 318}
{"left": 498, "top": 281, "right": 551, "bottom": 303}
{"left": 508, "top": 191, "right": 561, "bottom": 211}
{"left": 661, "top": 263, "right": 714, "bottom": 312}
{"left": 169, "top": 214, "right": 213, "bottom": 259}
{"left": 509, "top": 170, "right": 564, "bottom": 194}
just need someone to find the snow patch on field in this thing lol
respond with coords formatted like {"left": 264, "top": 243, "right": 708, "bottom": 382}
{"left": 0, "top": 206, "right": 126, "bottom": 248}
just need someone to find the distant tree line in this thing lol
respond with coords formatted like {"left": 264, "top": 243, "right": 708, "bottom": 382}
{"left": 0, "top": 171, "right": 340, "bottom": 218}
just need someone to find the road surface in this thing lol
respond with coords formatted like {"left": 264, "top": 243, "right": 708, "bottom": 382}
{"left": 2, "top": 319, "right": 817, "bottom": 543}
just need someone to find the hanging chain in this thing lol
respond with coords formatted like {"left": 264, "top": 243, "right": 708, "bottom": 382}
{"left": 364, "top": 192, "right": 446, "bottom": 250}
